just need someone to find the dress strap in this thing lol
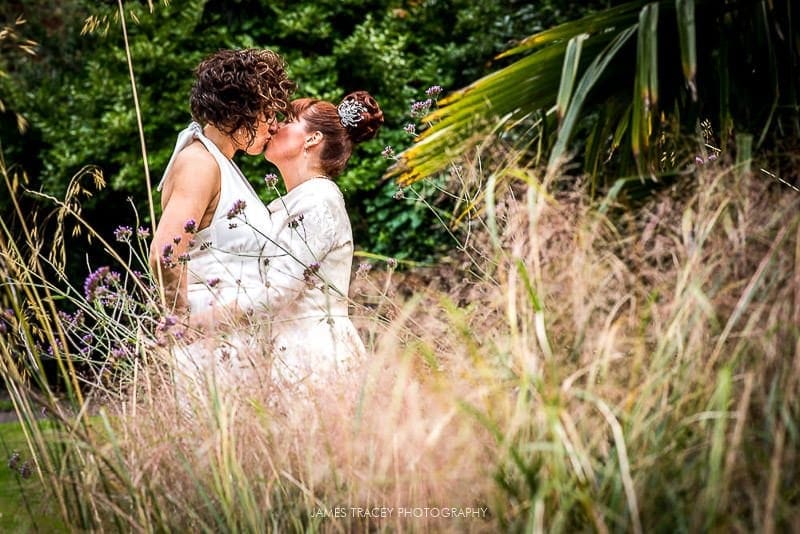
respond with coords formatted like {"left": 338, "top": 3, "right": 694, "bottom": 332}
{"left": 157, "top": 122, "right": 205, "bottom": 191}
{"left": 158, "top": 122, "right": 260, "bottom": 199}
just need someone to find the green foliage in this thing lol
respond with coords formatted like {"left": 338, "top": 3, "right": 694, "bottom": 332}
{"left": 394, "top": 0, "right": 800, "bottom": 192}
{"left": 0, "top": 0, "right": 599, "bottom": 267}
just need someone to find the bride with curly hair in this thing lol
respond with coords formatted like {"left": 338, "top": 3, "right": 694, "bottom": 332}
{"left": 150, "top": 48, "right": 295, "bottom": 319}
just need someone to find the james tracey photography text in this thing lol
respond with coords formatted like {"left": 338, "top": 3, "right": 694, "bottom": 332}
{"left": 308, "top": 507, "right": 490, "bottom": 519}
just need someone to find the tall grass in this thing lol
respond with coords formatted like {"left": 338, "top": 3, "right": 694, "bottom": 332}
{"left": 2, "top": 136, "right": 798, "bottom": 531}
{"left": 1, "top": 5, "right": 798, "bottom": 531}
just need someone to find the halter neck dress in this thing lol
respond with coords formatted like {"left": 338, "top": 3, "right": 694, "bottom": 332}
{"left": 158, "top": 121, "right": 273, "bottom": 315}
{"left": 158, "top": 122, "right": 274, "bottom": 396}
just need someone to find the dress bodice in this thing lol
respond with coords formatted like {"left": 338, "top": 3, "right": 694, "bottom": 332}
{"left": 261, "top": 177, "right": 365, "bottom": 380}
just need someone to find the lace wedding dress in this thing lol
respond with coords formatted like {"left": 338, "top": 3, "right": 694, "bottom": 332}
{"left": 262, "top": 177, "right": 366, "bottom": 386}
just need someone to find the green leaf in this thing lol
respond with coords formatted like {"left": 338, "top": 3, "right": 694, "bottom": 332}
{"left": 676, "top": 0, "right": 697, "bottom": 100}
{"left": 556, "top": 33, "right": 589, "bottom": 122}
{"left": 547, "top": 25, "right": 638, "bottom": 174}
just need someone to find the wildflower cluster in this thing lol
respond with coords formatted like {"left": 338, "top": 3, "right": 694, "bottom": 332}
{"left": 183, "top": 218, "right": 197, "bottom": 234}
{"left": 302, "top": 262, "right": 321, "bottom": 286}
{"left": 383, "top": 84, "right": 444, "bottom": 162}
{"left": 382, "top": 146, "right": 396, "bottom": 159}
{"left": 264, "top": 173, "right": 279, "bottom": 188}
{"left": 161, "top": 244, "right": 176, "bottom": 268}
{"left": 83, "top": 266, "right": 122, "bottom": 304}
{"left": 113, "top": 225, "right": 133, "bottom": 243}
{"left": 355, "top": 262, "right": 372, "bottom": 278}
{"left": 288, "top": 213, "right": 305, "bottom": 229}
{"left": 227, "top": 199, "right": 247, "bottom": 219}
{"left": 7, "top": 451, "right": 31, "bottom": 479}
{"left": 114, "top": 225, "right": 151, "bottom": 243}
{"left": 695, "top": 153, "right": 718, "bottom": 166}
{"left": 410, "top": 99, "right": 433, "bottom": 118}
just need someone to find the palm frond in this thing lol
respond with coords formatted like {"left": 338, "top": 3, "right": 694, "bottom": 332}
{"left": 390, "top": 2, "right": 645, "bottom": 186}
{"left": 390, "top": 0, "right": 799, "bottom": 188}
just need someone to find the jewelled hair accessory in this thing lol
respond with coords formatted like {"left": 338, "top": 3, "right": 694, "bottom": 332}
{"left": 337, "top": 99, "right": 367, "bottom": 128}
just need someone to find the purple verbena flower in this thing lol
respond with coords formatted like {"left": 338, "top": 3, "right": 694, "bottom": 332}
{"left": 410, "top": 99, "right": 433, "bottom": 117}
{"left": 113, "top": 225, "right": 133, "bottom": 243}
{"left": 207, "top": 277, "right": 221, "bottom": 287}
{"left": 7, "top": 451, "right": 20, "bottom": 470}
{"left": 382, "top": 146, "right": 396, "bottom": 159}
{"left": 84, "top": 266, "right": 110, "bottom": 301}
{"left": 137, "top": 227, "right": 151, "bottom": 239}
{"left": 173, "top": 235, "right": 182, "bottom": 245}
{"left": 226, "top": 199, "right": 247, "bottom": 219}
{"left": 425, "top": 85, "right": 443, "bottom": 97}
{"left": 264, "top": 173, "right": 279, "bottom": 187}
{"left": 183, "top": 219, "right": 197, "bottom": 234}
{"left": 356, "top": 262, "right": 372, "bottom": 277}
{"left": 157, "top": 314, "right": 178, "bottom": 332}
{"left": 303, "top": 262, "right": 321, "bottom": 285}
{"left": 403, "top": 123, "right": 416, "bottom": 135}
{"left": 19, "top": 461, "right": 31, "bottom": 479}
{"left": 161, "top": 244, "right": 175, "bottom": 268}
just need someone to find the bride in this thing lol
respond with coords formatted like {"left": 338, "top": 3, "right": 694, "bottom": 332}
{"left": 260, "top": 91, "right": 383, "bottom": 385}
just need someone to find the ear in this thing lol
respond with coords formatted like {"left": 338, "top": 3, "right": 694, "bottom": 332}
{"left": 305, "top": 131, "right": 323, "bottom": 149}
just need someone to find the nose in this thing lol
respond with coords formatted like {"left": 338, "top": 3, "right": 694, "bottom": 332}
{"left": 268, "top": 121, "right": 280, "bottom": 135}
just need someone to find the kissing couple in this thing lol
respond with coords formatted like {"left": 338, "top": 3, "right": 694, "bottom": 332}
{"left": 148, "top": 48, "right": 383, "bottom": 393}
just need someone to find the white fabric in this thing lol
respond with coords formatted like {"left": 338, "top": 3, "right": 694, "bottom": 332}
{"left": 159, "top": 123, "right": 274, "bottom": 401}
{"left": 158, "top": 122, "right": 274, "bottom": 315}
{"left": 261, "top": 177, "right": 366, "bottom": 385}
{"left": 159, "top": 128, "right": 364, "bottom": 393}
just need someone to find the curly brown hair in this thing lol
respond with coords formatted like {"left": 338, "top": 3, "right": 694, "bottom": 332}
{"left": 190, "top": 49, "right": 296, "bottom": 149}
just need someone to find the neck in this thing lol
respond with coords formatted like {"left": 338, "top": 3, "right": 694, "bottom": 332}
{"left": 203, "top": 123, "right": 237, "bottom": 159}
{"left": 281, "top": 162, "right": 328, "bottom": 191}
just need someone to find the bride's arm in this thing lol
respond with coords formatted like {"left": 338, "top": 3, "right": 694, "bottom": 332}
{"left": 257, "top": 192, "right": 343, "bottom": 314}
{"left": 149, "top": 145, "right": 220, "bottom": 314}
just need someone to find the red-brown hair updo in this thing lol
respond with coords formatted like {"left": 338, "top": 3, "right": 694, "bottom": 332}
{"left": 292, "top": 91, "right": 383, "bottom": 178}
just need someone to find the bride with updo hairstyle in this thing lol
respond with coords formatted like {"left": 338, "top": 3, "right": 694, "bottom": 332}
{"left": 262, "top": 91, "right": 383, "bottom": 387}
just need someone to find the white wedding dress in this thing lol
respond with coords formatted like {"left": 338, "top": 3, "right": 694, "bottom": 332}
{"left": 158, "top": 122, "right": 276, "bottom": 394}
{"left": 262, "top": 177, "right": 366, "bottom": 385}
{"left": 159, "top": 122, "right": 274, "bottom": 314}
{"left": 158, "top": 126, "right": 364, "bottom": 394}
